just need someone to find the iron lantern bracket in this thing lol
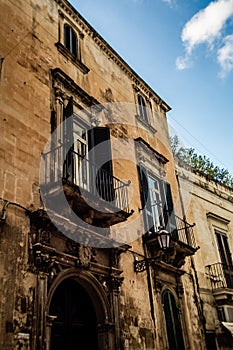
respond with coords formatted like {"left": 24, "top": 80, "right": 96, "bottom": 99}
{"left": 134, "top": 256, "right": 161, "bottom": 273}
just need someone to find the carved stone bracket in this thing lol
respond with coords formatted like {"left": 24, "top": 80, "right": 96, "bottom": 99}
{"left": 107, "top": 275, "right": 124, "bottom": 292}
{"left": 33, "top": 243, "right": 59, "bottom": 278}
{"left": 154, "top": 280, "right": 163, "bottom": 293}
{"left": 176, "top": 283, "right": 184, "bottom": 297}
{"left": 65, "top": 239, "right": 79, "bottom": 256}
{"left": 110, "top": 245, "right": 130, "bottom": 269}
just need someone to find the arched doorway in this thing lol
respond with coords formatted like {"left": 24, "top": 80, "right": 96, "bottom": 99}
{"left": 49, "top": 278, "right": 98, "bottom": 350}
{"left": 162, "top": 289, "right": 185, "bottom": 350}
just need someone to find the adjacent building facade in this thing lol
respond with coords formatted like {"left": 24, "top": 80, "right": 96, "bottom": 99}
{"left": 0, "top": 0, "right": 232, "bottom": 349}
{"left": 176, "top": 164, "right": 233, "bottom": 350}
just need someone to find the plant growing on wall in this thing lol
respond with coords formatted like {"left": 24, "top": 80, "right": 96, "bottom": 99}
{"left": 170, "top": 135, "right": 233, "bottom": 189}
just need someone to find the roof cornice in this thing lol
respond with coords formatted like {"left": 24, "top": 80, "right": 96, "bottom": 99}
{"left": 54, "top": 0, "right": 171, "bottom": 112}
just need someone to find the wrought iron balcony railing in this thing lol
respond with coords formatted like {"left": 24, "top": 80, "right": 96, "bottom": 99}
{"left": 41, "top": 144, "right": 131, "bottom": 213}
{"left": 206, "top": 262, "right": 233, "bottom": 290}
{"left": 136, "top": 215, "right": 197, "bottom": 271}
{"left": 145, "top": 214, "right": 196, "bottom": 250}
{"left": 174, "top": 214, "right": 196, "bottom": 249}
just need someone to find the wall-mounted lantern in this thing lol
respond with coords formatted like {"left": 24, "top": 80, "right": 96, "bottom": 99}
{"left": 134, "top": 227, "right": 171, "bottom": 273}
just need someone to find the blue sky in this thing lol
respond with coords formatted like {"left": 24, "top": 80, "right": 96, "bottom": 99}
{"left": 70, "top": 0, "right": 233, "bottom": 174}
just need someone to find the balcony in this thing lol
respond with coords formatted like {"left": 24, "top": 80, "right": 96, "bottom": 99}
{"left": 206, "top": 263, "right": 233, "bottom": 301}
{"left": 144, "top": 214, "right": 198, "bottom": 268}
{"left": 40, "top": 144, "right": 133, "bottom": 229}
{"left": 174, "top": 214, "right": 196, "bottom": 247}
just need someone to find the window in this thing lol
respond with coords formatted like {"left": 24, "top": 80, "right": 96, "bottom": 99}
{"left": 64, "top": 24, "right": 78, "bottom": 57}
{"left": 56, "top": 24, "right": 89, "bottom": 73}
{"left": 63, "top": 97, "right": 114, "bottom": 201}
{"left": 73, "top": 120, "right": 89, "bottom": 189}
{"left": 162, "top": 290, "right": 185, "bottom": 350}
{"left": 215, "top": 230, "right": 232, "bottom": 266}
{"left": 137, "top": 94, "right": 148, "bottom": 122}
{"left": 138, "top": 165, "right": 177, "bottom": 237}
{"left": 215, "top": 230, "right": 233, "bottom": 287}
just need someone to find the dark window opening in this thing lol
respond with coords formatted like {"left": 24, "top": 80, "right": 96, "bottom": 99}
{"left": 0, "top": 57, "right": 3, "bottom": 79}
{"left": 88, "top": 126, "right": 114, "bottom": 202}
{"left": 205, "top": 331, "right": 218, "bottom": 350}
{"left": 162, "top": 290, "right": 185, "bottom": 350}
{"left": 64, "top": 24, "right": 78, "bottom": 57}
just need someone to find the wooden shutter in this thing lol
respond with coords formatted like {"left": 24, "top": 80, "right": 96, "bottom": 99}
{"left": 88, "top": 127, "right": 114, "bottom": 201}
{"left": 138, "top": 165, "right": 154, "bottom": 234}
{"left": 64, "top": 24, "right": 71, "bottom": 51}
{"left": 162, "top": 290, "right": 185, "bottom": 350}
{"left": 160, "top": 181, "right": 178, "bottom": 239}
{"left": 71, "top": 29, "right": 78, "bottom": 57}
{"left": 215, "top": 230, "right": 232, "bottom": 266}
{"left": 215, "top": 230, "right": 233, "bottom": 287}
{"left": 63, "top": 97, "right": 74, "bottom": 181}
{"left": 138, "top": 165, "right": 148, "bottom": 209}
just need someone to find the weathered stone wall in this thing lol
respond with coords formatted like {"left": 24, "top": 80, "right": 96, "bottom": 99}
{"left": 176, "top": 164, "right": 233, "bottom": 349}
{"left": 0, "top": 0, "right": 211, "bottom": 349}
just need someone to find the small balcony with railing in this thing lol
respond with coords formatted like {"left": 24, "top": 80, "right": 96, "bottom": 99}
{"left": 206, "top": 263, "right": 233, "bottom": 301}
{"left": 143, "top": 214, "right": 198, "bottom": 268}
{"left": 40, "top": 143, "right": 133, "bottom": 231}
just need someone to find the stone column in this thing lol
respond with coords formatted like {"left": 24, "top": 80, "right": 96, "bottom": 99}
{"left": 32, "top": 272, "right": 48, "bottom": 350}
{"left": 54, "top": 87, "right": 65, "bottom": 143}
{"left": 45, "top": 315, "right": 57, "bottom": 350}
{"left": 108, "top": 276, "right": 124, "bottom": 350}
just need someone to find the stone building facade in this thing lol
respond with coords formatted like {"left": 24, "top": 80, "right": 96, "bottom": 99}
{"left": 0, "top": 0, "right": 232, "bottom": 349}
{"left": 176, "top": 164, "right": 233, "bottom": 350}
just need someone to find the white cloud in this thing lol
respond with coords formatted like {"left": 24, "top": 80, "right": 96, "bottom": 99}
{"left": 182, "top": 0, "right": 233, "bottom": 53}
{"left": 162, "top": 0, "right": 175, "bottom": 6}
{"left": 217, "top": 34, "right": 233, "bottom": 77}
{"left": 176, "top": 55, "right": 191, "bottom": 70}
{"left": 177, "top": 0, "right": 233, "bottom": 76}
